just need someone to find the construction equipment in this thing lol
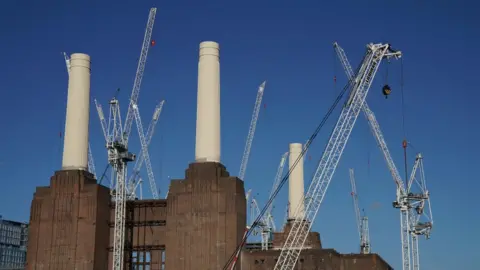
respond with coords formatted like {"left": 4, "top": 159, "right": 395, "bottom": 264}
{"left": 265, "top": 152, "right": 289, "bottom": 232}
{"left": 238, "top": 81, "right": 266, "bottom": 181}
{"left": 93, "top": 8, "right": 157, "bottom": 270}
{"left": 127, "top": 100, "right": 165, "bottom": 199}
{"left": 334, "top": 42, "right": 433, "bottom": 270}
{"left": 274, "top": 43, "right": 401, "bottom": 270}
{"left": 249, "top": 198, "right": 272, "bottom": 250}
{"left": 349, "top": 168, "right": 370, "bottom": 254}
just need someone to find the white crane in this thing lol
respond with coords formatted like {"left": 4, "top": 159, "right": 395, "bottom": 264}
{"left": 131, "top": 103, "right": 159, "bottom": 199}
{"left": 265, "top": 152, "right": 289, "bottom": 231}
{"left": 334, "top": 42, "right": 433, "bottom": 270}
{"left": 93, "top": 8, "right": 157, "bottom": 270}
{"left": 63, "top": 52, "right": 97, "bottom": 179}
{"left": 249, "top": 198, "right": 272, "bottom": 250}
{"left": 349, "top": 168, "right": 370, "bottom": 254}
{"left": 127, "top": 100, "right": 165, "bottom": 199}
{"left": 407, "top": 153, "right": 433, "bottom": 270}
{"left": 238, "top": 81, "right": 266, "bottom": 181}
{"left": 274, "top": 42, "right": 401, "bottom": 270}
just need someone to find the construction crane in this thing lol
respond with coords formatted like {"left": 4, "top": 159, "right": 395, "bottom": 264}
{"left": 334, "top": 42, "right": 433, "bottom": 270}
{"left": 122, "top": 9, "right": 157, "bottom": 146}
{"left": 273, "top": 43, "right": 401, "bottom": 270}
{"left": 127, "top": 100, "right": 165, "bottom": 199}
{"left": 63, "top": 52, "right": 97, "bottom": 179}
{"left": 96, "top": 95, "right": 135, "bottom": 270}
{"left": 349, "top": 168, "right": 370, "bottom": 254}
{"left": 249, "top": 198, "right": 272, "bottom": 250}
{"left": 238, "top": 81, "right": 267, "bottom": 181}
{"left": 407, "top": 153, "right": 433, "bottom": 270}
{"left": 93, "top": 8, "right": 157, "bottom": 270}
{"left": 265, "top": 152, "right": 289, "bottom": 231}
{"left": 131, "top": 103, "right": 159, "bottom": 199}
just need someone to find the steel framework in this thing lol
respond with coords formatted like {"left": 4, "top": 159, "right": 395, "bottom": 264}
{"left": 274, "top": 43, "right": 401, "bottom": 270}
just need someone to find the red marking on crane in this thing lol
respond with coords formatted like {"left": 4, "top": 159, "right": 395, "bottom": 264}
{"left": 351, "top": 192, "right": 355, "bottom": 196}
{"left": 151, "top": 40, "right": 156, "bottom": 46}
{"left": 402, "top": 139, "right": 407, "bottom": 149}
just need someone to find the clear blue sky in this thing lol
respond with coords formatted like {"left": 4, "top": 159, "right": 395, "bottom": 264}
{"left": 0, "top": 0, "right": 478, "bottom": 269}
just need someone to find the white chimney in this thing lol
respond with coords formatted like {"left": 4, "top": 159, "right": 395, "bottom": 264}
{"left": 195, "top": 41, "right": 221, "bottom": 163}
{"left": 288, "top": 143, "right": 305, "bottom": 220}
{"left": 61, "top": 53, "right": 91, "bottom": 171}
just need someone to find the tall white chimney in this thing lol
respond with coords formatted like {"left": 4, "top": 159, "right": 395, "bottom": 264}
{"left": 195, "top": 41, "right": 221, "bottom": 163}
{"left": 288, "top": 143, "right": 305, "bottom": 220}
{"left": 61, "top": 53, "right": 91, "bottom": 171}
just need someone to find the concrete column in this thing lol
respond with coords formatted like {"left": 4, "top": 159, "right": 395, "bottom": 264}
{"left": 195, "top": 41, "right": 221, "bottom": 163}
{"left": 288, "top": 143, "right": 305, "bottom": 220}
{"left": 62, "top": 53, "right": 91, "bottom": 170}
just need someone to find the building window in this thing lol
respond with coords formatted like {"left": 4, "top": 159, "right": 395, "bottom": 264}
{"left": 132, "top": 251, "right": 151, "bottom": 270}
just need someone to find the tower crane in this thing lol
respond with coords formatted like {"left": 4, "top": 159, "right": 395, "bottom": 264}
{"left": 238, "top": 81, "right": 267, "bottom": 181}
{"left": 334, "top": 42, "right": 433, "bottom": 270}
{"left": 250, "top": 151, "right": 289, "bottom": 251}
{"left": 407, "top": 153, "right": 433, "bottom": 270}
{"left": 127, "top": 100, "right": 165, "bottom": 199}
{"left": 265, "top": 152, "right": 289, "bottom": 231}
{"left": 63, "top": 52, "right": 97, "bottom": 179}
{"left": 249, "top": 198, "right": 272, "bottom": 250}
{"left": 92, "top": 8, "right": 157, "bottom": 270}
{"left": 273, "top": 42, "right": 401, "bottom": 270}
{"left": 131, "top": 103, "right": 159, "bottom": 199}
{"left": 349, "top": 168, "right": 370, "bottom": 254}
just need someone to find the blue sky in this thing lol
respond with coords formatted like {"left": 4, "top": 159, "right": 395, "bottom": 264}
{"left": 0, "top": 0, "right": 478, "bottom": 269}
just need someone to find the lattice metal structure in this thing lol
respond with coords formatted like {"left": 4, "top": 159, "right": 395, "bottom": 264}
{"left": 349, "top": 168, "right": 370, "bottom": 254}
{"left": 274, "top": 43, "right": 401, "bottom": 270}
{"left": 334, "top": 42, "right": 432, "bottom": 270}
{"left": 238, "top": 81, "right": 266, "bottom": 180}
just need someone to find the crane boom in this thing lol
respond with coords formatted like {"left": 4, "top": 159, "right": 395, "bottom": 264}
{"left": 127, "top": 100, "right": 165, "bottom": 198}
{"left": 132, "top": 104, "right": 159, "bottom": 199}
{"left": 274, "top": 43, "right": 401, "bottom": 270}
{"left": 238, "top": 81, "right": 266, "bottom": 180}
{"left": 333, "top": 42, "right": 411, "bottom": 270}
{"left": 266, "top": 152, "right": 289, "bottom": 219}
{"left": 122, "top": 8, "right": 157, "bottom": 145}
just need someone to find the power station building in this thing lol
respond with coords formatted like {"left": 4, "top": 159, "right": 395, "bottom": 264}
{"left": 25, "top": 41, "right": 393, "bottom": 269}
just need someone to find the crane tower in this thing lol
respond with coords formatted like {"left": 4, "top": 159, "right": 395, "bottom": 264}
{"left": 273, "top": 43, "right": 402, "bottom": 270}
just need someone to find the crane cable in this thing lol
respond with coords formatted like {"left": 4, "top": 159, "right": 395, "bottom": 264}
{"left": 222, "top": 53, "right": 368, "bottom": 270}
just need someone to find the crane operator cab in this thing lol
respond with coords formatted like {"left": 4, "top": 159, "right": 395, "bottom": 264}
{"left": 382, "top": 84, "right": 392, "bottom": 98}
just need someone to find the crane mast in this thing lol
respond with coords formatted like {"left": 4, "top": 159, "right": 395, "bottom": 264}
{"left": 349, "top": 168, "right": 370, "bottom": 254}
{"left": 238, "top": 81, "right": 266, "bottom": 181}
{"left": 94, "top": 8, "right": 157, "bottom": 270}
{"left": 274, "top": 43, "right": 401, "bottom": 270}
{"left": 249, "top": 198, "right": 272, "bottom": 250}
{"left": 407, "top": 153, "right": 433, "bottom": 270}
